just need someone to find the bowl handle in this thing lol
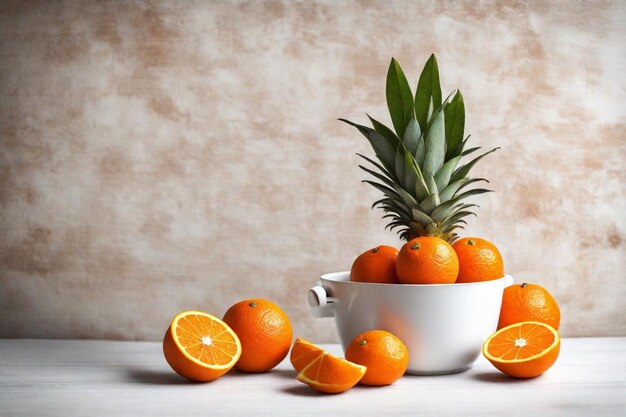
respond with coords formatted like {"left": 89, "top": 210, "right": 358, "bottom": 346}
{"left": 307, "top": 283, "right": 336, "bottom": 318}
{"left": 504, "top": 274, "right": 514, "bottom": 287}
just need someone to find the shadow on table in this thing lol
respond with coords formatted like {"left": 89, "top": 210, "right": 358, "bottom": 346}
{"left": 471, "top": 372, "right": 533, "bottom": 384}
{"left": 269, "top": 369, "right": 297, "bottom": 379}
{"left": 280, "top": 385, "right": 326, "bottom": 397}
{"left": 221, "top": 368, "right": 297, "bottom": 380}
{"left": 125, "top": 369, "right": 194, "bottom": 385}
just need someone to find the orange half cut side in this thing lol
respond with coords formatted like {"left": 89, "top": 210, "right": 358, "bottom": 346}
{"left": 290, "top": 338, "right": 326, "bottom": 372}
{"left": 163, "top": 310, "right": 242, "bottom": 381}
{"left": 482, "top": 321, "right": 560, "bottom": 379}
{"left": 296, "top": 352, "right": 366, "bottom": 394}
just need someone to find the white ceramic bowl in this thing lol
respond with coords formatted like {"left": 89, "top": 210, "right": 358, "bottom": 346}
{"left": 308, "top": 271, "right": 513, "bottom": 375}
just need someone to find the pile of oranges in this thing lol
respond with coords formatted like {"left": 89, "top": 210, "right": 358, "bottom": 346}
{"left": 163, "top": 299, "right": 293, "bottom": 382}
{"left": 350, "top": 236, "right": 504, "bottom": 285}
{"left": 162, "top": 300, "right": 408, "bottom": 393}
{"left": 162, "top": 235, "right": 562, "bottom": 392}
{"left": 352, "top": 235, "right": 562, "bottom": 380}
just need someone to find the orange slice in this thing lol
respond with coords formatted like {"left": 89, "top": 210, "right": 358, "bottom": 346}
{"left": 290, "top": 338, "right": 325, "bottom": 372}
{"left": 163, "top": 310, "right": 242, "bottom": 382}
{"left": 296, "top": 351, "right": 367, "bottom": 394}
{"left": 482, "top": 321, "right": 560, "bottom": 379}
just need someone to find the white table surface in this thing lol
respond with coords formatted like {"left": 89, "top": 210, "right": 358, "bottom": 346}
{"left": 1, "top": 338, "right": 625, "bottom": 416}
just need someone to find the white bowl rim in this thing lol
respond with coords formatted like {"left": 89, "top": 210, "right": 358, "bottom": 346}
{"left": 321, "top": 271, "right": 510, "bottom": 288}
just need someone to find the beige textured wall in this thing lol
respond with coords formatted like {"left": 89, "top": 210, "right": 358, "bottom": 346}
{"left": 1, "top": 0, "right": 624, "bottom": 341}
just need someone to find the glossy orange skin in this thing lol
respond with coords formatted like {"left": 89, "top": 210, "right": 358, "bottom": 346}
{"left": 345, "top": 330, "right": 409, "bottom": 386}
{"left": 490, "top": 340, "right": 560, "bottom": 379}
{"left": 498, "top": 283, "right": 561, "bottom": 330}
{"left": 350, "top": 245, "right": 399, "bottom": 284}
{"left": 222, "top": 299, "right": 293, "bottom": 372}
{"left": 395, "top": 236, "right": 459, "bottom": 284}
{"left": 453, "top": 237, "right": 504, "bottom": 283}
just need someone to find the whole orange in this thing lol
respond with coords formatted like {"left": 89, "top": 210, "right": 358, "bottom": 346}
{"left": 498, "top": 283, "right": 560, "bottom": 330}
{"left": 453, "top": 237, "right": 504, "bottom": 283}
{"left": 350, "top": 245, "right": 399, "bottom": 284}
{"left": 395, "top": 236, "right": 459, "bottom": 284}
{"left": 345, "top": 330, "right": 409, "bottom": 385}
{"left": 222, "top": 299, "right": 292, "bottom": 372}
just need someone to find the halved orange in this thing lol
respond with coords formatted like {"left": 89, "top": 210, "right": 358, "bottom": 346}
{"left": 290, "top": 338, "right": 326, "bottom": 372}
{"left": 296, "top": 351, "right": 367, "bottom": 394}
{"left": 163, "top": 310, "right": 242, "bottom": 382}
{"left": 483, "top": 321, "right": 560, "bottom": 379}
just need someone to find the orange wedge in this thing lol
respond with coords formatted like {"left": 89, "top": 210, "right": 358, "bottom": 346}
{"left": 163, "top": 310, "right": 242, "bottom": 382}
{"left": 296, "top": 351, "right": 367, "bottom": 394}
{"left": 290, "top": 338, "right": 326, "bottom": 372}
{"left": 483, "top": 321, "right": 560, "bottom": 379}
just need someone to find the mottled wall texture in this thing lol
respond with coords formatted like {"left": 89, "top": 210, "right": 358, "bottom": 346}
{"left": 1, "top": 1, "right": 625, "bottom": 341}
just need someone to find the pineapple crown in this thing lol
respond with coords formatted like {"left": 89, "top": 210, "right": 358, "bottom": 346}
{"left": 340, "top": 54, "right": 499, "bottom": 243}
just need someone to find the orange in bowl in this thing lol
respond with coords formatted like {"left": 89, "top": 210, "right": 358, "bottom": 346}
{"left": 452, "top": 237, "right": 504, "bottom": 283}
{"left": 163, "top": 310, "right": 241, "bottom": 382}
{"left": 350, "top": 245, "right": 399, "bottom": 284}
{"left": 396, "top": 236, "right": 459, "bottom": 284}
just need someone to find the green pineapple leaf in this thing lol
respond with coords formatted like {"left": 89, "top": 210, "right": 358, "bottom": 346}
{"left": 420, "top": 192, "right": 440, "bottom": 214}
{"left": 344, "top": 55, "right": 499, "bottom": 243}
{"left": 430, "top": 189, "right": 486, "bottom": 221}
{"left": 385, "top": 220, "right": 406, "bottom": 231}
{"left": 367, "top": 114, "right": 401, "bottom": 149}
{"left": 424, "top": 169, "right": 438, "bottom": 195}
{"left": 461, "top": 146, "right": 480, "bottom": 156}
{"left": 450, "top": 147, "right": 500, "bottom": 182}
{"left": 396, "top": 186, "right": 419, "bottom": 208}
{"left": 445, "top": 203, "right": 479, "bottom": 218}
{"left": 363, "top": 180, "right": 403, "bottom": 205}
{"left": 442, "top": 224, "right": 465, "bottom": 235}
{"left": 415, "top": 134, "right": 426, "bottom": 165}
{"left": 415, "top": 54, "right": 442, "bottom": 132}
{"left": 444, "top": 90, "right": 465, "bottom": 159}
{"left": 386, "top": 58, "right": 414, "bottom": 139}
{"left": 358, "top": 164, "right": 395, "bottom": 188}
{"left": 411, "top": 208, "right": 435, "bottom": 228}
{"left": 404, "top": 149, "right": 418, "bottom": 196}
{"left": 402, "top": 117, "right": 421, "bottom": 156}
{"left": 356, "top": 153, "right": 396, "bottom": 183}
{"left": 423, "top": 108, "right": 446, "bottom": 176}
{"left": 434, "top": 156, "right": 461, "bottom": 192}
{"left": 413, "top": 166, "right": 430, "bottom": 201}
{"left": 457, "top": 178, "right": 489, "bottom": 193}
{"left": 454, "top": 134, "right": 471, "bottom": 156}
{"left": 374, "top": 198, "right": 411, "bottom": 217}
{"left": 340, "top": 119, "right": 397, "bottom": 175}
{"left": 394, "top": 147, "right": 406, "bottom": 187}
{"left": 443, "top": 210, "right": 476, "bottom": 226}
